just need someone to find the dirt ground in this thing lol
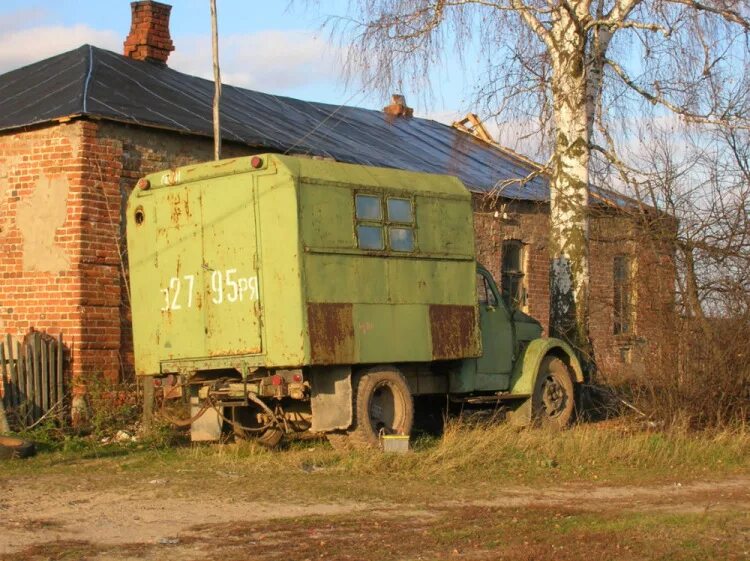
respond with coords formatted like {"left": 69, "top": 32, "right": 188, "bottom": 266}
{"left": 1, "top": 463, "right": 748, "bottom": 561}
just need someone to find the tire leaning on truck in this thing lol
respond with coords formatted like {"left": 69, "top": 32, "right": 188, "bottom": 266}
{"left": 327, "top": 365, "right": 414, "bottom": 451}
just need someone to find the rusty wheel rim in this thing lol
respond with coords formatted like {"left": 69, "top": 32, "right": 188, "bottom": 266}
{"left": 541, "top": 374, "right": 567, "bottom": 418}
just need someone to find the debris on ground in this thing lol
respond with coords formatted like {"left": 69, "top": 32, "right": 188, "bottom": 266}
{"left": 0, "top": 436, "right": 36, "bottom": 460}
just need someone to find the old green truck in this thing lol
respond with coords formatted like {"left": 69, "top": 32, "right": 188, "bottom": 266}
{"left": 126, "top": 154, "right": 583, "bottom": 448}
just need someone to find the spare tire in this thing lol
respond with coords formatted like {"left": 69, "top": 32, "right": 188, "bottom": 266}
{"left": 0, "top": 436, "right": 36, "bottom": 460}
{"left": 348, "top": 366, "right": 414, "bottom": 450}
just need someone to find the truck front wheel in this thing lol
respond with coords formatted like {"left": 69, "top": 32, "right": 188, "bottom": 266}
{"left": 331, "top": 366, "right": 414, "bottom": 450}
{"left": 531, "top": 356, "right": 575, "bottom": 429}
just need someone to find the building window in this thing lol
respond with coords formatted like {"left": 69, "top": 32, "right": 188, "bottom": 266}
{"left": 613, "top": 255, "right": 633, "bottom": 335}
{"left": 355, "top": 193, "right": 415, "bottom": 252}
{"left": 501, "top": 240, "right": 525, "bottom": 308}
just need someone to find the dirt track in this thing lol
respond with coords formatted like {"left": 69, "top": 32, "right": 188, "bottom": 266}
{"left": 2, "top": 471, "right": 748, "bottom": 560}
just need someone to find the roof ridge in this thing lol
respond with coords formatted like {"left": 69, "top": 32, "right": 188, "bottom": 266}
{"left": 82, "top": 45, "right": 94, "bottom": 114}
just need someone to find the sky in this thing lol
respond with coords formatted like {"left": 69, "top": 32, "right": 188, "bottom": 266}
{"left": 0, "top": 0, "right": 472, "bottom": 124}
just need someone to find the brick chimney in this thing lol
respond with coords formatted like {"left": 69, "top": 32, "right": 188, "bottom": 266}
{"left": 383, "top": 94, "right": 414, "bottom": 118}
{"left": 123, "top": 1, "right": 175, "bottom": 65}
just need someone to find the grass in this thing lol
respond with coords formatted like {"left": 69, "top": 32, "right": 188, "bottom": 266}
{"left": 2, "top": 420, "right": 749, "bottom": 561}
{"left": 3, "top": 419, "right": 749, "bottom": 502}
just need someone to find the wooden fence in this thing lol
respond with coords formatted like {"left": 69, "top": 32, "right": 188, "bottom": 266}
{"left": 0, "top": 332, "right": 66, "bottom": 429}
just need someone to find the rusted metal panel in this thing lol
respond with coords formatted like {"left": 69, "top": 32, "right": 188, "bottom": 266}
{"left": 309, "top": 366, "right": 353, "bottom": 432}
{"left": 429, "top": 304, "right": 480, "bottom": 360}
{"left": 307, "top": 303, "right": 355, "bottom": 364}
{"left": 190, "top": 398, "right": 222, "bottom": 441}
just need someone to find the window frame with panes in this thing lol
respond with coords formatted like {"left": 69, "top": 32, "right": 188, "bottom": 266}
{"left": 354, "top": 192, "right": 416, "bottom": 253}
{"left": 501, "top": 239, "right": 526, "bottom": 309}
{"left": 613, "top": 254, "right": 634, "bottom": 335}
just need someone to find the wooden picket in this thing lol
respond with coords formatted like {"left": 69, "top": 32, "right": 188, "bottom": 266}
{"left": 0, "top": 332, "right": 66, "bottom": 429}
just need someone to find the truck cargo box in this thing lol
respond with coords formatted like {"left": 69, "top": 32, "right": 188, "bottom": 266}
{"left": 126, "top": 154, "right": 481, "bottom": 377}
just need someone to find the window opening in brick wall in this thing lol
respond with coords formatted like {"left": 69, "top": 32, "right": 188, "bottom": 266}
{"left": 501, "top": 240, "right": 526, "bottom": 308}
{"left": 355, "top": 193, "right": 415, "bottom": 252}
{"left": 613, "top": 255, "right": 633, "bottom": 335}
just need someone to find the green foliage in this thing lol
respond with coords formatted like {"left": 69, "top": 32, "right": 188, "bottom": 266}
{"left": 81, "top": 373, "right": 140, "bottom": 439}
{"left": 9, "top": 373, "right": 187, "bottom": 458}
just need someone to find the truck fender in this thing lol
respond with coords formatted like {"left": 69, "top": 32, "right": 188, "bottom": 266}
{"left": 309, "top": 366, "right": 353, "bottom": 433}
{"left": 507, "top": 338, "right": 584, "bottom": 427}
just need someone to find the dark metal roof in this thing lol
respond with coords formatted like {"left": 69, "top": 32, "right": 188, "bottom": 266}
{"left": 0, "top": 44, "right": 626, "bottom": 205}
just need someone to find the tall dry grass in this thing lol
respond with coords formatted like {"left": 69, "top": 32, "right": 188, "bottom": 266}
{"left": 176, "top": 419, "right": 750, "bottom": 488}
{"left": 618, "top": 312, "right": 750, "bottom": 430}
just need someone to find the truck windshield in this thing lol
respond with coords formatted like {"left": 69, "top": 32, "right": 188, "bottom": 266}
{"left": 476, "top": 272, "right": 498, "bottom": 307}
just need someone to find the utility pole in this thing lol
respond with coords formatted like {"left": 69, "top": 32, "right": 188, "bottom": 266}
{"left": 210, "top": 0, "right": 221, "bottom": 160}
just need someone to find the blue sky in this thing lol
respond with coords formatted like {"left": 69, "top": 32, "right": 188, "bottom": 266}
{"left": 0, "top": 0, "right": 471, "bottom": 123}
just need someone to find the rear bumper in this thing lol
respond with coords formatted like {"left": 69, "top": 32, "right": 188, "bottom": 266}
{"left": 156, "top": 353, "right": 270, "bottom": 376}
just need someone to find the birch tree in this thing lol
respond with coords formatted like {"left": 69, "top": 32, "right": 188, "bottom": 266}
{"left": 332, "top": 0, "right": 750, "bottom": 365}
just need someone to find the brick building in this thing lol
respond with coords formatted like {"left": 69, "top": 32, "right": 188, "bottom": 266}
{"left": 0, "top": 1, "right": 674, "bottom": 388}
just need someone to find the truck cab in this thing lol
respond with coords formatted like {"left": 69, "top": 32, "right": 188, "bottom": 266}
{"left": 126, "top": 154, "right": 583, "bottom": 448}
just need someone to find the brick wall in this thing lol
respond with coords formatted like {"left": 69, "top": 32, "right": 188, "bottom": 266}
{"left": 73, "top": 122, "right": 124, "bottom": 382}
{"left": 0, "top": 121, "right": 103, "bottom": 386}
{"left": 590, "top": 209, "right": 677, "bottom": 381}
{"left": 473, "top": 195, "right": 676, "bottom": 380}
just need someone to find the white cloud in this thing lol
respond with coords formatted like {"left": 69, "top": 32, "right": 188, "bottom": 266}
{"left": 0, "top": 20, "right": 345, "bottom": 96}
{"left": 169, "top": 30, "right": 344, "bottom": 91}
{"left": 0, "top": 24, "right": 120, "bottom": 74}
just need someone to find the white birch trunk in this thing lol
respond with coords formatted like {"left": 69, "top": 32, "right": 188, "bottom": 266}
{"left": 548, "top": 9, "right": 594, "bottom": 361}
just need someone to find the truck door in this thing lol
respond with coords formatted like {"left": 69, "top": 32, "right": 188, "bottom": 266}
{"left": 200, "top": 179, "right": 263, "bottom": 357}
{"left": 475, "top": 268, "right": 514, "bottom": 375}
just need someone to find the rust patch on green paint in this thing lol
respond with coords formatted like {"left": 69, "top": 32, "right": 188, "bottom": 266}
{"left": 307, "top": 303, "right": 355, "bottom": 364}
{"left": 429, "top": 305, "right": 479, "bottom": 360}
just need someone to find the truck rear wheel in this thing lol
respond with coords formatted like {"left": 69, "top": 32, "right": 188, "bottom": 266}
{"left": 231, "top": 406, "right": 283, "bottom": 448}
{"left": 335, "top": 366, "right": 414, "bottom": 450}
{"left": 531, "top": 356, "right": 575, "bottom": 429}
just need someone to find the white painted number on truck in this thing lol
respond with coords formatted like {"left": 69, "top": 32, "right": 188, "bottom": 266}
{"left": 160, "top": 271, "right": 258, "bottom": 311}
{"left": 210, "top": 269, "right": 258, "bottom": 305}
